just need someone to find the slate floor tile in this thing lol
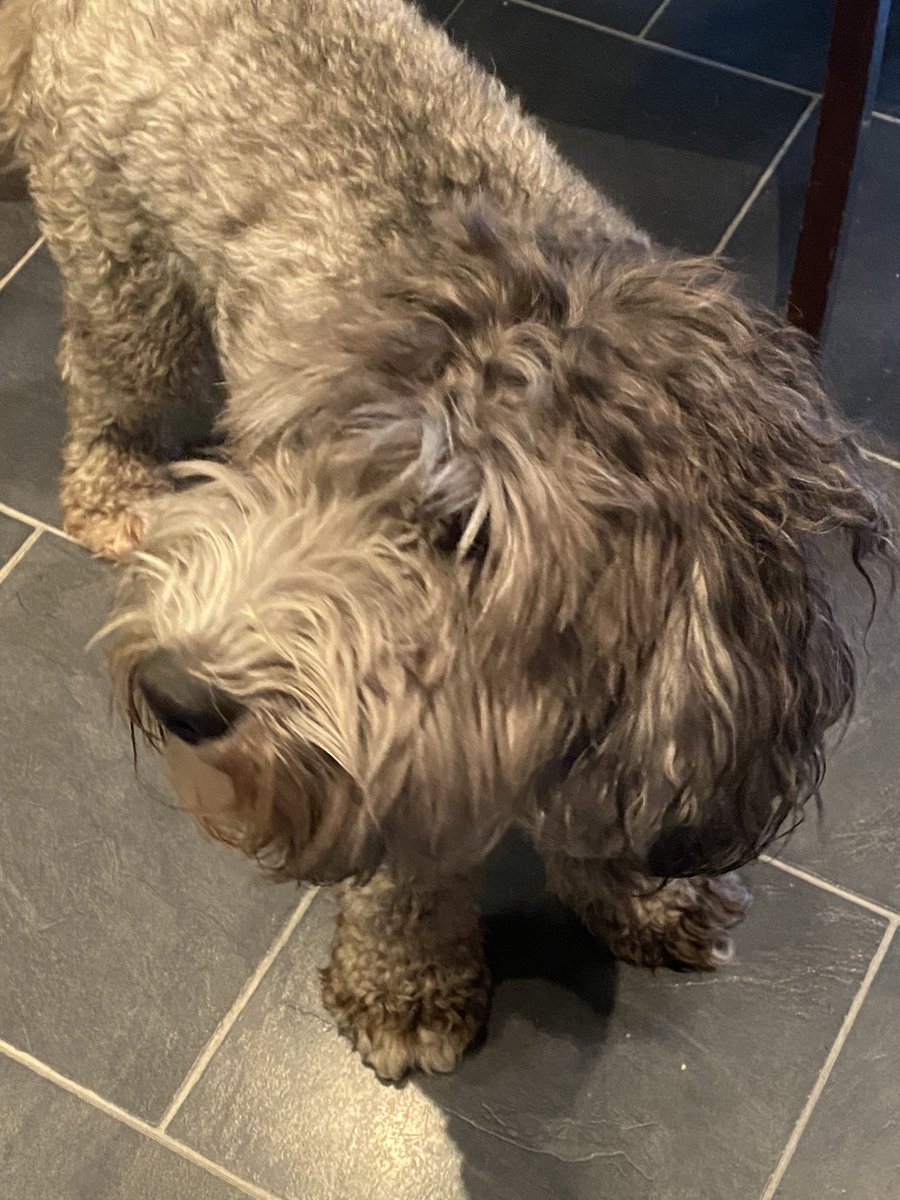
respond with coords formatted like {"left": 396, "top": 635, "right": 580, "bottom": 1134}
{"left": 0, "top": 168, "right": 40, "bottom": 281}
{"left": 524, "top": 0, "right": 900, "bottom": 114}
{"left": 648, "top": 0, "right": 834, "bottom": 92}
{"left": 820, "top": 119, "right": 900, "bottom": 451}
{"left": 416, "top": 0, "right": 464, "bottom": 24}
{"left": 171, "top": 862, "right": 886, "bottom": 1200}
{"left": 875, "top": 6, "right": 900, "bottom": 118}
{"left": 0, "top": 512, "right": 31, "bottom": 565}
{"left": 773, "top": 932, "right": 900, "bottom": 1200}
{"left": 0, "top": 243, "right": 66, "bottom": 524}
{"left": 445, "top": 0, "right": 810, "bottom": 253}
{"left": 517, "top": 0, "right": 662, "bottom": 35}
{"left": 0, "top": 1055, "right": 253, "bottom": 1200}
{"left": 724, "top": 109, "right": 818, "bottom": 310}
{"left": 0, "top": 534, "right": 299, "bottom": 1120}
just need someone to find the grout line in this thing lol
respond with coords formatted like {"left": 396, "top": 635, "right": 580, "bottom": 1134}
{"left": 760, "top": 855, "right": 900, "bottom": 923}
{"left": 758, "top": 920, "right": 897, "bottom": 1200}
{"left": 157, "top": 886, "right": 319, "bottom": 1132}
{"left": 862, "top": 447, "right": 900, "bottom": 474}
{"left": 0, "top": 499, "right": 74, "bottom": 542}
{"left": 0, "top": 1038, "right": 287, "bottom": 1200}
{"left": 638, "top": 0, "right": 671, "bottom": 39}
{"left": 0, "top": 235, "right": 45, "bottom": 294}
{"left": 714, "top": 96, "right": 819, "bottom": 255}
{"left": 0, "top": 527, "right": 42, "bottom": 587}
{"left": 441, "top": 0, "right": 467, "bottom": 24}
{"left": 508, "top": 0, "right": 818, "bottom": 97}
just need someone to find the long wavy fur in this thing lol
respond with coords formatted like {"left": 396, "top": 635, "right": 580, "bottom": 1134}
{"left": 107, "top": 204, "right": 894, "bottom": 883}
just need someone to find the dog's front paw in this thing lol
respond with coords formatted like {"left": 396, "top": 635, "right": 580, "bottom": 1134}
{"left": 60, "top": 444, "right": 169, "bottom": 559}
{"left": 62, "top": 506, "right": 147, "bottom": 560}
{"left": 616, "top": 872, "right": 751, "bottom": 971}
{"left": 321, "top": 960, "right": 490, "bottom": 1081}
{"left": 344, "top": 1008, "right": 485, "bottom": 1081}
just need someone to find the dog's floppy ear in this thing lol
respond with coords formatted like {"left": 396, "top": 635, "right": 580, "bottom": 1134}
{"left": 576, "top": 539, "right": 844, "bottom": 878}
{"left": 539, "top": 255, "right": 894, "bottom": 877}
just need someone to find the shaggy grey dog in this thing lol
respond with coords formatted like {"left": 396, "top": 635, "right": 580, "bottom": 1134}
{"left": 2, "top": 0, "right": 894, "bottom": 1078}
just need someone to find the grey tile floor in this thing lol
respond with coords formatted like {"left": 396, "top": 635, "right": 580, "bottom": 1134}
{"left": 1, "top": 1, "right": 900, "bottom": 1197}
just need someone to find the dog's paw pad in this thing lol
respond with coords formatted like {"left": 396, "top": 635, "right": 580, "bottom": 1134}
{"left": 661, "top": 873, "right": 751, "bottom": 971}
{"left": 355, "top": 1021, "right": 477, "bottom": 1081}
{"left": 323, "top": 966, "right": 490, "bottom": 1081}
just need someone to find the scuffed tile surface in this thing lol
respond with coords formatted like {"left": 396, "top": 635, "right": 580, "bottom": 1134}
{"left": 172, "top": 863, "right": 886, "bottom": 1200}
{"left": 0, "top": 1056, "right": 251, "bottom": 1200}
{"left": 0, "top": 168, "right": 40, "bottom": 280}
{"left": 774, "top": 934, "right": 900, "bottom": 1200}
{"left": 0, "top": 244, "right": 66, "bottom": 523}
{"left": 0, "top": 512, "right": 31, "bottom": 565}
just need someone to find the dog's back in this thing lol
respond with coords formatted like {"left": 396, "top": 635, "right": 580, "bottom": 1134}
{"left": 0, "top": 0, "right": 34, "bottom": 167}
{"left": 10, "top": 0, "right": 637, "bottom": 315}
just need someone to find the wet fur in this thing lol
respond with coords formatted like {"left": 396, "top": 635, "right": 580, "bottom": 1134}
{"left": 3, "top": 0, "right": 893, "bottom": 1078}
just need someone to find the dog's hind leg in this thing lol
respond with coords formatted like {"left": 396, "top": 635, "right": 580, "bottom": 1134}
{"left": 544, "top": 855, "right": 750, "bottom": 971}
{"left": 321, "top": 870, "right": 490, "bottom": 1080}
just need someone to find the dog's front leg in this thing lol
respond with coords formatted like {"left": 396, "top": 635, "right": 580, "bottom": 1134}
{"left": 544, "top": 855, "right": 751, "bottom": 971}
{"left": 30, "top": 151, "right": 214, "bottom": 559}
{"left": 54, "top": 251, "right": 210, "bottom": 560}
{"left": 321, "top": 870, "right": 489, "bottom": 1080}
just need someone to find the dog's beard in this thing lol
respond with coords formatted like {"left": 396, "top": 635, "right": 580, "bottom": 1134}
{"left": 158, "top": 717, "right": 384, "bottom": 884}
{"left": 161, "top": 722, "right": 275, "bottom": 853}
{"left": 163, "top": 733, "right": 241, "bottom": 828}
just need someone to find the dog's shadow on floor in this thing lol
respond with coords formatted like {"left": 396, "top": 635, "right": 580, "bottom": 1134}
{"left": 0, "top": 166, "right": 31, "bottom": 202}
{"left": 479, "top": 831, "right": 619, "bottom": 1027}
{"left": 417, "top": 832, "right": 621, "bottom": 1200}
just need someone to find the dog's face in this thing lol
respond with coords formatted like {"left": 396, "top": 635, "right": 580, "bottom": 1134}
{"left": 106, "top": 455, "right": 472, "bottom": 881}
{"left": 106, "top": 217, "right": 892, "bottom": 885}
{"left": 107, "top": 440, "right": 575, "bottom": 883}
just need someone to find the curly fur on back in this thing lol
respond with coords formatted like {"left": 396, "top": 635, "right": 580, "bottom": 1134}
{"left": 0, "top": 0, "right": 33, "bottom": 165}
{"left": 5, "top": 0, "right": 895, "bottom": 888}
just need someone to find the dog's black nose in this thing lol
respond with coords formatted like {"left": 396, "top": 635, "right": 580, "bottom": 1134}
{"left": 135, "top": 649, "right": 244, "bottom": 744}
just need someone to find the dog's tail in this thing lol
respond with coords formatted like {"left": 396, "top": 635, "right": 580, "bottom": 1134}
{"left": 0, "top": 0, "right": 35, "bottom": 168}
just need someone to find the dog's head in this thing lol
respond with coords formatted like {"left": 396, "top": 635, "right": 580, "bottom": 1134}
{"left": 106, "top": 208, "right": 894, "bottom": 884}
{"left": 106, "top": 439, "right": 573, "bottom": 883}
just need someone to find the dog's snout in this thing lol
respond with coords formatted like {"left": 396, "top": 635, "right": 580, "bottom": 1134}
{"left": 135, "top": 649, "right": 244, "bottom": 744}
